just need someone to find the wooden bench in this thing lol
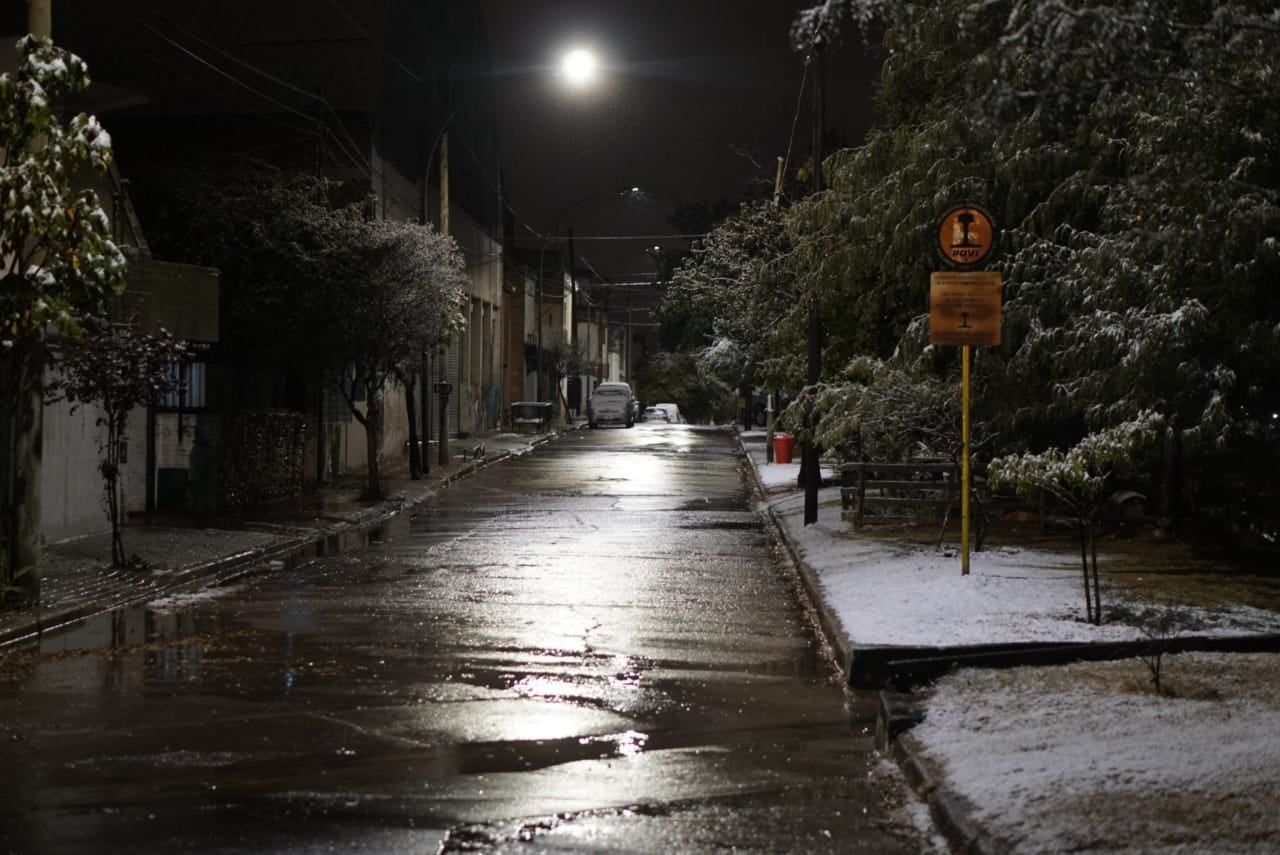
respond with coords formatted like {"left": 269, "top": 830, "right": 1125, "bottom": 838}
{"left": 840, "top": 461, "right": 960, "bottom": 528}
{"left": 840, "top": 460, "right": 989, "bottom": 548}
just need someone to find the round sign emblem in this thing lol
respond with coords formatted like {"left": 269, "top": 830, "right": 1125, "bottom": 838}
{"left": 937, "top": 203, "right": 996, "bottom": 268}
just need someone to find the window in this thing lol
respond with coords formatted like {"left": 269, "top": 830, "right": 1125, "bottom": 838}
{"left": 159, "top": 361, "right": 205, "bottom": 409}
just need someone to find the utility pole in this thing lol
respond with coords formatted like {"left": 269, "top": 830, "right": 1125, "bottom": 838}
{"left": 766, "top": 155, "right": 784, "bottom": 464}
{"left": 803, "top": 48, "right": 826, "bottom": 526}
{"left": 535, "top": 247, "right": 545, "bottom": 403}
{"left": 437, "top": 134, "right": 451, "bottom": 465}
{"left": 6, "top": 0, "right": 53, "bottom": 603}
{"left": 29, "top": 1, "right": 50, "bottom": 38}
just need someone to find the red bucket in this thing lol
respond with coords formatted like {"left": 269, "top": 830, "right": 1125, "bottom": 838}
{"left": 773, "top": 433, "right": 795, "bottom": 464}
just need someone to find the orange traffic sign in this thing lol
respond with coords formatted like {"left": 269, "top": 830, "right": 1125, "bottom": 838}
{"left": 937, "top": 203, "right": 996, "bottom": 268}
{"left": 929, "top": 271, "right": 1002, "bottom": 346}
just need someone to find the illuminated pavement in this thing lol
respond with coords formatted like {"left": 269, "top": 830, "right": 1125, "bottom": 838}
{"left": 0, "top": 424, "right": 924, "bottom": 853}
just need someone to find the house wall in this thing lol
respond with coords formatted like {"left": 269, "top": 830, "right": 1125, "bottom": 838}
{"left": 447, "top": 208, "right": 504, "bottom": 438}
{"left": 41, "top": 395, "right": 109, "bottom": 543}
{"left": 379, "top": 380, "right": 410, "bottom": 459}
{"left": 502, "top": 269, "right": 527, "bottom": 421}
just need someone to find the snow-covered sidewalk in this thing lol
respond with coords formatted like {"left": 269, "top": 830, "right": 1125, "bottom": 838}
{"left": 744, "top": 435, "right": 1280, "bottom": 853}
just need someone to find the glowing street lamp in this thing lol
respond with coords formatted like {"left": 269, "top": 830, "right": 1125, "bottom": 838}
{"left": 560, "top": 48, "right": 598, "bottom": 87}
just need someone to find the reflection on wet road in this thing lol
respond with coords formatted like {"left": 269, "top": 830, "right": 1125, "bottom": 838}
{"left": 0, "top": 426, "right": 917, "bottom": 853}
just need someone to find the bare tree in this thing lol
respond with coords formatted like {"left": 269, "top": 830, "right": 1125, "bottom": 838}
{"left": 49, "top": 316, "right": 200, "bottom": 567}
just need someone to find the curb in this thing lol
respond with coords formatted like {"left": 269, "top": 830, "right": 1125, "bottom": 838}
{"left": 894, "top": 732, "right": 1006, "bottom": 855}
{"left": 875, "top": 692, "right": 1007, "bottom": 854}
{"left": 737, "top": 434, "right": 856, "bottom": 680}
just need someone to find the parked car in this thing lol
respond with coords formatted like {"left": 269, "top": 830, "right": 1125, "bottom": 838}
{"left": 643, "top": 406, "right": 669, "bottom": 423}
{"left": 652, "top": 403, "right": 683, "bottom": 424}
{"left": 588, "top": 382, "right": 636, "bottom": 428}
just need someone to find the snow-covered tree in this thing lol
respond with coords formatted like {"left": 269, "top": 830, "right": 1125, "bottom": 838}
{"left": 133, "top": 163, "right": 467, "bottom": 499}
{"left": 49, "top": 316, "right": 199, "bottom": 567}
{"left": 130, "top": 163, "right": 357, "bottom": 376}
{"left": 988, "top": 411, "right": 1163, "bottom": 625}
{"left": 662, "top": 200, "right": 796, "bottom": 400}
{"left": 785, "top": 0, "right": 1280, "bottom": 534}
{"left": 1, "top": 36, "right": 125, "bottom": 602}
{"left": 329, "top": 216, "right": 466, "bottom": 499}
{"left": 788, "top": 353, "right": 972, "bottom": 465}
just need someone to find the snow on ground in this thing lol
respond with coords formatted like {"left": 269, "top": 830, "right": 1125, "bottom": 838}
{"left": 756, "top": 456, "right": 1280, "bottom": 647}
{"left": 744, "top": 440, "right": 1280, "bottom": 853}
{"left": 908, "top": 654, "right": 1280, "bottom": 853}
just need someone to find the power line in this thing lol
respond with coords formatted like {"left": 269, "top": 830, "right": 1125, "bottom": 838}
{"left": 152, "top": 9, "right": 377, "bottom": 180}
{"left": 326, "top": 0, "right": 423, "bottom": 84}
{"left": 117, "top": 5, "right": 377, "bottom": 181}
{"left": 782, "top": 55, "right": 811, "bottom": 191}
{"left": 551, "top": 233, "right": 707, "bottom": 241}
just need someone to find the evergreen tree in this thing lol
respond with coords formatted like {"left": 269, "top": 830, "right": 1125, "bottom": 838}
{"left": 785, "top": 1, "right": 1280, "bottom": 532}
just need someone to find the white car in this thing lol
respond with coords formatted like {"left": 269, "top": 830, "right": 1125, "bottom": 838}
{"left": 652, "top": 403, "right": 682, "bottom": 424}
{"left": 588, "top": 382, "right": 636, "bottom": 428}
{"left": 643, "top": 406, "right": 669, "bottom": 423}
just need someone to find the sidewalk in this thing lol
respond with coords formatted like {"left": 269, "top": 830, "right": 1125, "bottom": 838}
{"left": 0, "top": 426, "right": 569, "bottom": 649}
{"left": 738, "top": 429, "right": 1280, "bottom": 854}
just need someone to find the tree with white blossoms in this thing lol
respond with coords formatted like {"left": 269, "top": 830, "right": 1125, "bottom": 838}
{"left": 49, "top": 316, "right": 200, "bottom": 568}
{"left": 1, "top": 36, "right": 125, "bottom": 604}
{"left": 987, "top": 411, "right": 1164, "bottom": 625}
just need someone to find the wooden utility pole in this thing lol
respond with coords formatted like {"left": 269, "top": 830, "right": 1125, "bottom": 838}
{"left": 29, "top": 1, "right": 51, "bottom": 38}
{"left": 803, "top": 49, "right": 826, "bottom": 526}
{"left": 437, "top": 133, "right": 451, "bottom": 465}
{"left": 766, "top": 156, "right": 784, "bottom": 464}
{"left": 5, "top": 1, "right": 53, "bottom": 604}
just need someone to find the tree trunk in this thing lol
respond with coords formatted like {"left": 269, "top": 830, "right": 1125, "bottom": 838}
{"left": 105, "top": 416, "right": 127, "bottom": 567}
{"left": 106, "top": 468, "right": 125, "bottom": 567}
{"left": 363, "top": 389, "right": 384, "bottom": 500}
{"left": 403, "top": 376, "right": 421, "bottom": 480}
{"left": 1089, "top": 519, "right": 1102, "bottom": 624}
{"left": 1157, "top": 417, "right": 1183, "bottom": 528}
{"left": 1077, "top": 513, "right": 1094, "bottom": 624}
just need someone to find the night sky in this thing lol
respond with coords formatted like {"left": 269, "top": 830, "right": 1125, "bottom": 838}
{"left": 479, "top": 0, "right": 878, "bottom": 278}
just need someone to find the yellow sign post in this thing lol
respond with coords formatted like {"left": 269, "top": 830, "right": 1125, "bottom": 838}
{"left": 930, "top": 239, "right": 1002, "bottom": 576}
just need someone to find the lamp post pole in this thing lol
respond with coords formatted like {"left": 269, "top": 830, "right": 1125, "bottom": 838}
{"left": 803, "top": 46, "right": 826, "bottom": 526}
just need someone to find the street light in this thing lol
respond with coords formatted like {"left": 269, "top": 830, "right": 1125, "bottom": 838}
{"left": 560, "top": 48, "right": 598, "bottom": 87}
{"left": 421, "top": 48, "right": 602, "bottom": 459}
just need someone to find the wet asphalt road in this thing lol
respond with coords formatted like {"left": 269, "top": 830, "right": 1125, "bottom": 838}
{"left": 0, "top": 425, "right": 918, "bottom": 853}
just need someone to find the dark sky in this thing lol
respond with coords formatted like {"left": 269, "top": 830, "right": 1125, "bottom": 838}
{"left": 479, "top": 0, "right": 878, "bottom": 279}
